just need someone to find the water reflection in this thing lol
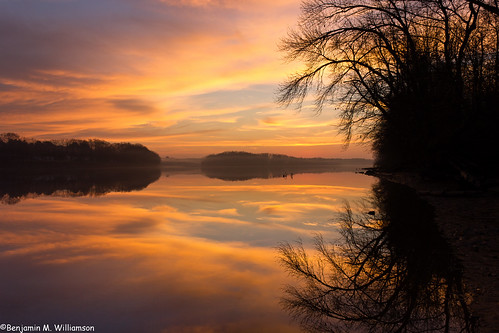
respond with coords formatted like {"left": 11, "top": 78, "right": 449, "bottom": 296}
{"left": 201, "top": 160, "right": 372, "bottom": 181}
{"left": 0, "top": 172, "right": 374, "bottom": 332}
{"left": 279, "top": 180, "right": 475, "bottom": 332}
{"left": 0, "top": 167, "right": 161, "bottom": 204}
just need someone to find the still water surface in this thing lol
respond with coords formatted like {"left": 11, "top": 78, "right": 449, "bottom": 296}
{"left": 0, "top": 171, "right": 374, "bottom": 332}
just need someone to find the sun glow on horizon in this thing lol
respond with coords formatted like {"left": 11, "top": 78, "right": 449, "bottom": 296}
{"left": 0, "top": 0, "right": 372, "bottom": 159}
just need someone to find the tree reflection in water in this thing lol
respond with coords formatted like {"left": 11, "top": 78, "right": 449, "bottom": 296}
{"left": 0, "top": 167, "right": 161, "bottom": 204}
{"left": 278, "top": 180, "right": 475, "bottom": 332}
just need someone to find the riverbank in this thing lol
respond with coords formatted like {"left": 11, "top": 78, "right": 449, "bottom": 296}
{"left": 366, "top": 170, "right": 499, "bottom": 332}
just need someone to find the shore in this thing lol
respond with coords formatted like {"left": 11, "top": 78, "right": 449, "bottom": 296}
{"left": 369, "top": 171, "right": 499, "bottom": 332}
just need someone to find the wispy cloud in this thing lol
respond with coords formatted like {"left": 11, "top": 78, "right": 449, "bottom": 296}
{"left": 0, "top": 0, "right": 371, "bottom": 158}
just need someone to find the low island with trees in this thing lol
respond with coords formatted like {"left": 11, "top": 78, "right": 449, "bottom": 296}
{"left": 0, "top": 133, "right": 162, "bottom": 203}
{"left": 0, "top": 133, "right": 161, "bottom": 168}
{"left": 201, "top": 151, "right": 372, "bottom": 180}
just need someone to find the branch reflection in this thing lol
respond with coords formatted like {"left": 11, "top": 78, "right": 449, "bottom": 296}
{"left": 278, "top": 180, "right": 475, "bottom": 332}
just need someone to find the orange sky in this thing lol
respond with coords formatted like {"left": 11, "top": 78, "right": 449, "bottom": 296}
{"left": 0, "top": 0, "right": 372, "bottom": 158}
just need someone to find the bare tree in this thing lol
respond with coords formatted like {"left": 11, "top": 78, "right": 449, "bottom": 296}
{"left": 279, "top": 0, "right": 499, "bottom": 174}
{"left": 467, "top": 0, "right": 499, "bottom": 15}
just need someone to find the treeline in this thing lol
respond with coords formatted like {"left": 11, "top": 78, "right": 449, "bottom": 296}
{"left": 0, "top": 133, "right": 161, "bottom": 167}
{"left": 279, "top": 0, "right": 499, "bottom": 184}
{"left": 201, "top": 151, "right": 372, "bottom": 180}
{"left": 202, "top": 151, "right": 369, "bottom": 167}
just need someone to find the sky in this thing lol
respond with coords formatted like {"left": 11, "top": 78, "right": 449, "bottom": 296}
{"left": 0, "top": 0, "right": 372, "bottom": 158}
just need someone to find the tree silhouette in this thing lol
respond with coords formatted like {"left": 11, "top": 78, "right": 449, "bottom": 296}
{"left": 279, "top": 0, "right": 499, "bottom": 179}
{"left": 278, "top": 180, "right": 475, "bottom": 332}
{"left": 467, "top": 0, "right": 499, "bottom": 15}
{"left": 0, "top": 133, "right": 161, "bottom": 167}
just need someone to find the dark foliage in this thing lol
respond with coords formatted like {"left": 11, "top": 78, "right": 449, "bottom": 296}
{"left": 0, "top": 133, "right": 161, "bottom": 167}
{"left": 279, "top": 0, "right": 499, "bottom": 183}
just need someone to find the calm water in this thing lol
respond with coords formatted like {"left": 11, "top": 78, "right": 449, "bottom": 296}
{"left": 0, "top": 171, "right": 374, "bottom": 332}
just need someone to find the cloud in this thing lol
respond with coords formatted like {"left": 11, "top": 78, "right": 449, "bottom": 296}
{"left": 109, "top": 98, "right": 158, "bottom": 114}
{"left": 186, "top": 84, "right": 275, "bottom": 110}
{"left": 159, "top": 0, "right": 299, "bottom": 11}
{"left": 0, "top": 0, "right": 371, "bottom": 159}
{"left": 0, "top": 0, "right": 238, "bottom": 80}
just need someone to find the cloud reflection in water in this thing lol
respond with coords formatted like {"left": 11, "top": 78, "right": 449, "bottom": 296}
{"left": 0, "top": 172, "right": 373, "bottom": 332}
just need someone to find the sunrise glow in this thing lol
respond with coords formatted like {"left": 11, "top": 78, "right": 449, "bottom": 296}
{"left": 0, "top": 0, "right": 371, "bottom": 158}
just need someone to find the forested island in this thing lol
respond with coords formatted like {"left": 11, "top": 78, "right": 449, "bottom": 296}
{"left": 201, "top": 151, "right": 372, "bottom": 180}
{"left": 0, "top": 133, "right": 162, "bottom": 203}
{"left": 0, "top": 133, "right": 161, "bottom": 167}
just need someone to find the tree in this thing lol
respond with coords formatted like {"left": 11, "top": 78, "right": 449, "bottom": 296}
{"left": 467, "top": 0, "right": 499, "bottom": 15}
{"left": 0, "top": 133, "right": 161, "bottom": 166}
{"left": 279, "top": 0, "right": 499, "bottom": 177}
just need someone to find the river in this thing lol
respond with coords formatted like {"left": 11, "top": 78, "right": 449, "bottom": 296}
{"left": 0, "top": 170, "right": 374, "bottom": 332}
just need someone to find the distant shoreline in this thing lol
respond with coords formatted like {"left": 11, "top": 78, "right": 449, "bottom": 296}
{"left": 197, "top": 151, "right": 373, "bottom": 181}
{"left": 0, "top": 133, "right": 161, "bottom": 168}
